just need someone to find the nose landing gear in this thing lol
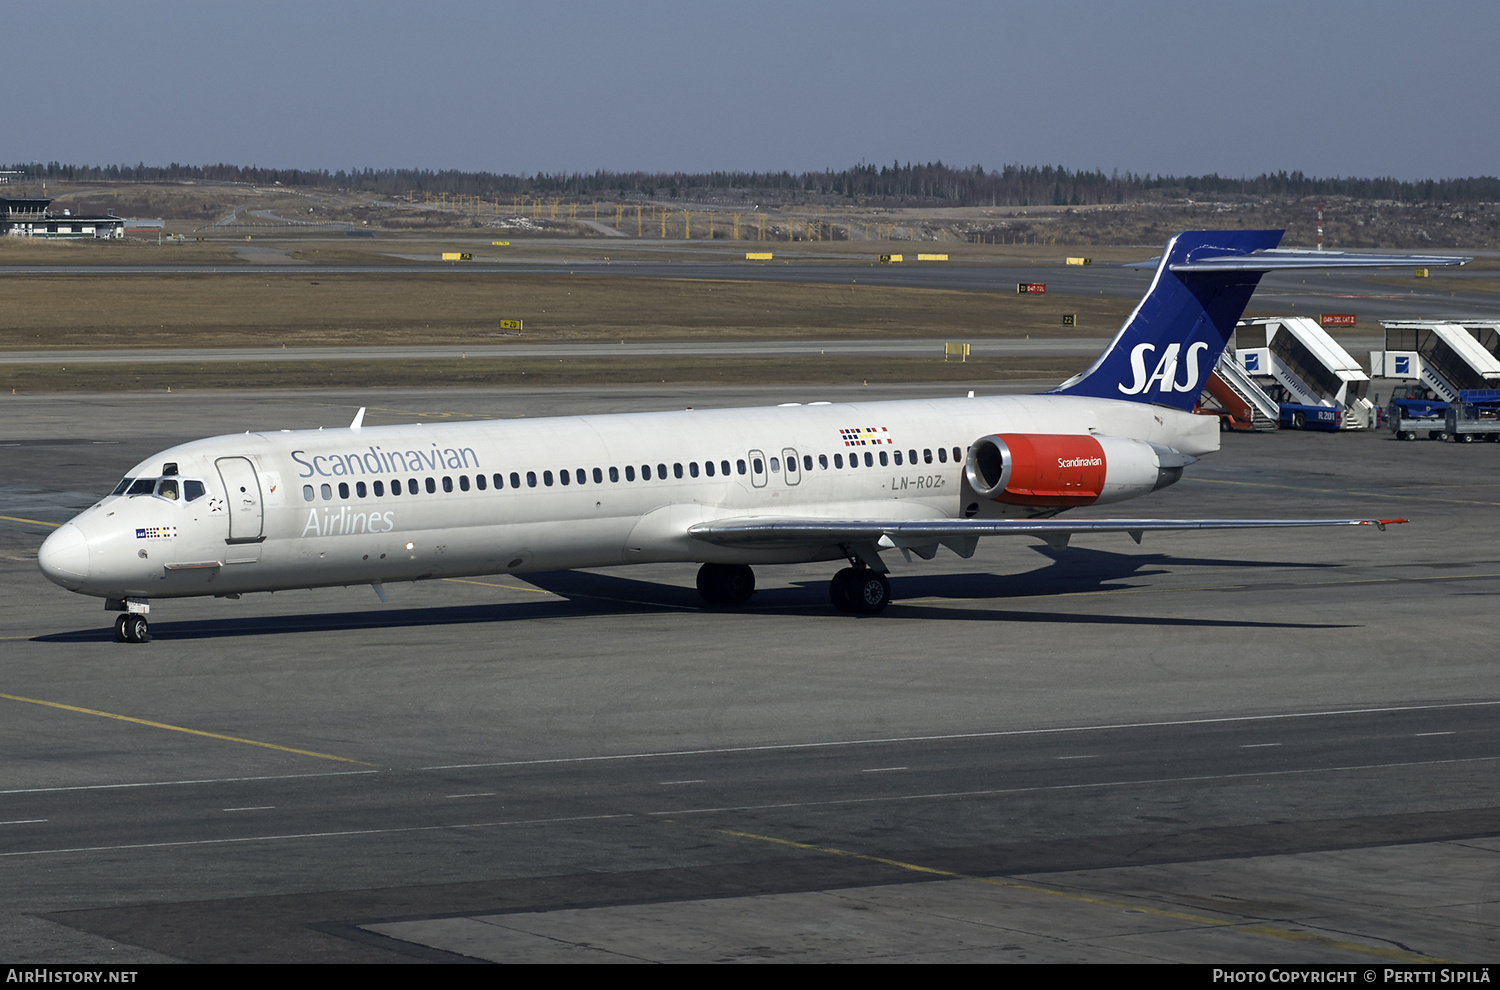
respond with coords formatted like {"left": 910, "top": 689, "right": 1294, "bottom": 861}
{"left": 108, "top": 598, "right": 151, "bottom": 643}
{"left": 113, "top": 613, "right": 150, "bottom": 644}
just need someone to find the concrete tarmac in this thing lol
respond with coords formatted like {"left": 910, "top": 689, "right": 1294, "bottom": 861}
{"left": 1, "top": 384, "right": 1498, "bottom": 963}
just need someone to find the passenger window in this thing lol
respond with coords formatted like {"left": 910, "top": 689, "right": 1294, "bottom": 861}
{"left": 339, "top": 482, "right": 350, "bottom": 499}
{"left": 356, "top": 481, "right": 367, "bottom": 498}
{"left": 835, "top": 453, "right": 843, "bottom": 468}
{"left": 408, "top": 478, "right": 419, "bottom": 495}
{"left": 625, "top": 465, "right": 635, "bottom": 481}
{"left": 374, "top": 480, "right": 385, "bottom": 497}
{"left": 577, "top": 468, "right": 586, "bottom": 485}
{"left": 642, "top": 465, "right": 652, "bottom": 480}
{"left": 953, "top": 447, "right": 962, "bottom": 463}
{"left": 527, "top": 471, "right": 537, "bottom": 488}
{"left": 722, "top": 460, "right": 731, "bottom": 475}
{"left": 864, "top": 452, "right": 873, "bottom": 467}
{"left": 689, "top": 462, "right": 699, "bottom": 478}
{"left": 543, "top": 471, "right": 554, "bottom": 487}
{"left": 819, "top": 454, "right": 828, "bottom": 469}
{"left": 752, "top": 458, "right": 763, "bottom": 474}
{"left": 894, "top": 451, "right": 903, "bottom": 466}
{"left": 510, "top": 472, "right": 521, "bottom": 489}
{"left": 769, "top": 457, "right": 780, "bottom": 473}
{"left": 923, "top": 449, "right": 933, "bottom": 464}
{"left": 185, "top": 480, "right": 206, "bottom": 502}
{"left": 657, "top": 463, "right": 667, "bottom": 479}
{"left": 459, "top": 475, "right": 470, "bottom": 491}
{"left": 879, "top": 451, "right": 888, "bottom": 466}
{"left": 938, "top": 448, "right": 948, "bottom": 463}
{"left": 592, "top": 467, "right": 602, "bottom": 483}
{"left": 704, "top": 461, "right": 715, "bottom": 477}
{"left": 737, "top": 459, "right": 746, "bottom": 475}
{"left": 303, "top": 485, "right": 315, "bottom": 502}
{"left": 426, "top": 477, "right": 437, "bottom": 494}
{"left": 390, "top": 480, "right": 401, "bottom": 497}
{"left": 803, "top": 455, "right": 812, "bottom": 471}
{"left": 558, "top": 470, "right": 569, "bottom": 486}
{"left": 476, "top": 474, "right": 486, "bottom": 490}
{"left": 610, "top": 466, "right": 620, "bottom": 482}
{"left": 909, "top": 449, "right": 917, "bottom": 464}
{"left": 674, "top": 463, "right": 684, "bottom": 479}
{"left": 321, "top": 484, "right": 333, "bottom": 500}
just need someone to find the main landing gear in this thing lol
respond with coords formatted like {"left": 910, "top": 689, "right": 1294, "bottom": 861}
{"left": 829, "top": 566, "right": 891, "bottom": 614}
{"left": 114, "top": 613, "right": 150, "bottom": 644}
{"left": 695, "top": 562, "right": 892, "bottom": 614}
{"left": 696, "top": 563, "right": 756, "bottom": 605}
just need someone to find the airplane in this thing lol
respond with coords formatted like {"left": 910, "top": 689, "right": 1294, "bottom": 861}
{"left": 37, "top": 230, "right": 1467, "bottom": 642}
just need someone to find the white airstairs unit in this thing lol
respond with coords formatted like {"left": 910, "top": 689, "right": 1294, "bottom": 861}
{"left": 1199, "top": 351, "right": 1281, "bottom": 431}
{"left": 1371, "top": 322, "right": 1500, "bottom": 402}
{"left": 1234, "top": 317, "right": 1376, "bottom": 429}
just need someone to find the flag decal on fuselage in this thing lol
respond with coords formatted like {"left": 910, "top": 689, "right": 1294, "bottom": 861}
{"left": 840, "top": 426, "right": 891, "bottom": 446}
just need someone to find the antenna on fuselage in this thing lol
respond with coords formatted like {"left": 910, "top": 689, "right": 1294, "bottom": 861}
{"left": 350, "top": 407, "right": 366, "bottom": 431}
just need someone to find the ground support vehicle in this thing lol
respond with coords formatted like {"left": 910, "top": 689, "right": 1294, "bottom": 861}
{"left": 1279, "top": 403, "right": 1342, "bottom": 432}
{"left": 1445, "top": 389, "right": 1500, "bottom": 443}
{"left": 1235, "top": 318, "right": 1374, "bottom": 430}
{"left": 1388, "top": 385, "right": 1451, "bottom": 441}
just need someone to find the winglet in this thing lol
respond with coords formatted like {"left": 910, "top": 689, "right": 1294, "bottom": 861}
{"left": 350, "top": 407, "right": 366, "bottom": 431}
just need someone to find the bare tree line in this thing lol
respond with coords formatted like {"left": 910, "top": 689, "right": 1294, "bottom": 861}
{"left": 10, "top": 159, "right": 1499, "bottom": 207}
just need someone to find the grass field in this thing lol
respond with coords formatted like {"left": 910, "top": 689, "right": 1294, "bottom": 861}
{"left": 0, "top": 236, "right": 240, "bottom": 265}
{"left": 0, "top": 273, "right": 1134, "bottom": 350}
{"left": 0, "top": 355, "right": 1075, "bottom": 393}
{"left": 6, "top": 221, "right": 1484, "bottom": 392}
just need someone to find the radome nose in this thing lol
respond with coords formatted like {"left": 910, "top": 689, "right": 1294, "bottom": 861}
{"left": 38, "top": 523, "right": 90, "bottom": 590}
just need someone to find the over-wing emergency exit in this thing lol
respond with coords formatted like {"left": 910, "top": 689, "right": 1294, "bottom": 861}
{"left": 38, "top": 231, "right": 1467, "bottom": 641}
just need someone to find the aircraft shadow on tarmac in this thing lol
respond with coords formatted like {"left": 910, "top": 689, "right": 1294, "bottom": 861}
{"left": 34, "top": 546, "right": 1350, "bottom": 642}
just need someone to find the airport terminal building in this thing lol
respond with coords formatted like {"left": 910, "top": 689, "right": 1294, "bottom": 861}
{"left": 0, "top": 197, "right": 125, "bottom": 238}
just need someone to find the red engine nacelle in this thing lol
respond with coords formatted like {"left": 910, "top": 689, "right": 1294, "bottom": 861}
{"left": 964, "top": 433, "right": 1189, "bottom": 507}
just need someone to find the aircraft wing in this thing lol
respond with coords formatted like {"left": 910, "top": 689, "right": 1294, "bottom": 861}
{"left": 688, "top": 516, "right": 1405, "bottom": 558}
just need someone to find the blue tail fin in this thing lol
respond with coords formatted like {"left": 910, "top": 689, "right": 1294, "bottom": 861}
{"left": 1050, "top": 230, "right": 1283, "bottom": 410}
{"left": 1050, "top": 230, "right": 1469, "bottom": 410}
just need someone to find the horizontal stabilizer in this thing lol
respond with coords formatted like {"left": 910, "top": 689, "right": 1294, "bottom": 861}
{"left": 1126, "top": 249, "right": 1470, "bottom": 271}
{"left": 1167, "top": 248, "right": 1470, "bottom": 272}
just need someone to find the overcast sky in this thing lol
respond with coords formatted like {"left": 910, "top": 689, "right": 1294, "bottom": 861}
{"left": 8, "top": 1, "right": 1496, "bottom": 181}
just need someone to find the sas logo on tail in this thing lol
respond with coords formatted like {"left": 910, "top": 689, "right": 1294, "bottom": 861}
{"left": 1118, "top": 341, "right": 1210, "bottom": 395}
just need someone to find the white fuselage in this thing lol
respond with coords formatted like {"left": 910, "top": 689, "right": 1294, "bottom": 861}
{"left": 41, "top": 393, "right": 1218, "bottom": 602}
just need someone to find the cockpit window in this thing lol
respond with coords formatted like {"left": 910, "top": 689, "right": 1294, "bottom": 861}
{"left": 184, "top": 480, "right": 206, "bottom": 502}
{"left": 112, "top": 478, "right": 134, "bottom": 496}
{"left": 126, "top": 478, "right": 155, "bottom": 496}
{"left": 156, "top": 479, "right": 180, "bottom": 500}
